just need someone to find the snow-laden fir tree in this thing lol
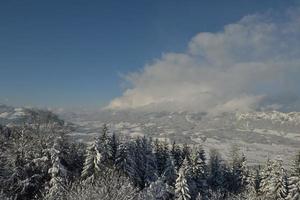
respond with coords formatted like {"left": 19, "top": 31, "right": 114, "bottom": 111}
{"left": 287, "top": 151, "right": 300, "bottom": 200}
{"left": 191, "top": 146, "right": 208, "bottom": 199}
{"left": 154, "top": 139, "right": 170, "bottom": 177}
{"left": 97, "top": 124, "right": 114, "bottom": 166}
{"left": 139, "top": 177, "right": 174, "bottom": 200}
{"left": 191, "top": 147, "right": 207, "bottom": 181}
{"left": 240, "top": 154, "right": 249, "bottom": 187}
{"left": 246, "top": 168, "right": 261, "bottom": 199}
{"left": 162, "top": 154, "right": 177, "bottom": 186}
{"left": 109, "top": 132, "right": 119, "bottom": 163}
{"left": 68, "top": 169, "right": 137, "bottom": 200}
{"left": 227, "top": 145, "right": 249, "bottom": 193}
{"left": 262, "top": 158, "right": 288, "bottom": 200}
{"left": 182, "top": 144, "right": 191, "bottom": 163}
{"left": 81, "top": 138, "right": 102, "bottom": 183}
{"left": 270, "top": 158, "right": 288, "bottom": 199}
{"left": 45, "top": 136, "right": 69, "bottom": 200}
{"left": 115, "top": 141, "right": 136, "bottom": 180}
{"left": 259, "top": 158, "right": 273, "bottom": 198}
{"left": 175, "top": 158, "right": 191, "bottom": 200}
{"left": 171, "top": 141, "right": 184, "bottom": 170}
{"left": 134, "top": 137, "right": 158, "bottom": 188}
{"left": 207, "top": 149, "right": 224, "bottom": 191}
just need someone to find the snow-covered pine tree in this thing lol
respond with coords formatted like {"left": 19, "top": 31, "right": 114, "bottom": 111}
{"left": 287, "top": 151, "right": 300, "bottom": 200}
{"left": 139, "top": 177, "right": 174, "bottom": 200}
{"left": 45, "top": 136, "right": 69, "bottom": 200}
{"left": 175, "top": 158, "right": 191, "bottom": 200}
{"left": 269, "top": 158, "right": 288, "bottom": 199}
{"left": 154, "top": 139, "right": 169, "bottom": 177}
{"left": 191, "top": 146, "right": 207, "bottom": 182}
{"left": 227, "top": 145, "right": 248, "bottom": 193}
{"left": 142, "top": 137, "right": 158, "bottom": 187}
{"left": 182, "top": 144, "right": 191, "bottom": 163}
{"left": 115, "top": 141, "right": 136, "bottom": 181}
{"left": 131, "top": 137, "right": 158, "bottom": 188}
{"left": 109, "top": 132, "right": 119, "bottom": 163}
{"left": 240, "top": 153, "right": 249, "bottom": 188}
{"left": 260, "top": 158, "right": 274, "bottom": 198}
{"left": 81, "top": 139, "right": 102, "bottom": 183}
{"left": 261, "top": 158, "right": 288, "bottom": 200}
{"left": 96, "top": 124, "right": 114, "bottom": 166}
{"left": 246, "top": 168, "right": 261, "bottom": 199}
{"left": 207, "top": 149, "right": 224, "bottom": 191}
{"left": 162, "top": 154, "right": 177, "bottom": 187}
{"left": 191, "top": 146, "right": 208, "bottom": 199}
{"left": 171, "top": 141, "right": 184, "bottom": 171}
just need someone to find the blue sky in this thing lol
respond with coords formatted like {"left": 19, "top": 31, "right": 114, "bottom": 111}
{"left": 0, "top": 0, "right": 298, "bottom": 109}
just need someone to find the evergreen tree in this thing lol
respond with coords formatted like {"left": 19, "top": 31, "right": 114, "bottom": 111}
{"left": 247, "top": 168, "right": 261, "bottom": 198}
{"left": 207, "top": 149, "right": 224, "bottom": 191}
{"left": 45, "top": 136, "right": 68, "bottom": 200}
{"left": 115, "top": 142, "right": 136, "bottom": 179}
{"left": 154, "top": 139, "right": 169, "bottom": 176}
{"left": 81, "top": 139, "right": 102, "bottom": 182}
{"left": 175, "top": 158, "right": 191, "bottom": 200}
{"left": 133, "top": 137, "right": 158, "bottom": 188}
{"left": 171, "top": 141, "right": 184, "bottom": 170}
{"left": 182, "top": 143, "right": 191, "bottom": 163}
{"left": 96, "top": 125, "right": 114, "bottom": 166}
{"left": 288, "top": 151, "right": 300, "bottom": 200}
{"left": 268, "top": 158, "right": 288, "bottom": 199}
{"left": 191, "top": 146, "right": 208, "bottom": 198}
{"left": 227, "top": 145, "right": 247, "bottom": 193}
{"left": 261, "top": 158, "right": 288, "bottom": 200}
{"left": 240, "top": 153, "right": 249, "bottom": 188}
{"left": 260, "top": 158, "right": 273, "bottom": 198}
{"left": 162, "top": 154, "right": 177, "bottom": 186}
{"left": 139, "top": 178, "right": 174, "bottom": 200}
{"left": 110, "top": 132, "right": 119, "bottom": 163}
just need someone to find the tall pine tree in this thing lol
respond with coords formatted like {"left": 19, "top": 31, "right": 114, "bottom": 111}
{"left": 287, "top": 151, "right": 300, "bottom": 200}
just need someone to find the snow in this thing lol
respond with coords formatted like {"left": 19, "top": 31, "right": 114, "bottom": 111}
{"left": 237, "top": 111, "right": 300, "bottom": 125}
{"left": 59, "top": 109, "right": 300, "bottom": 165}
{"left": 0, "top": 112, "right": 9, "bottom": 118}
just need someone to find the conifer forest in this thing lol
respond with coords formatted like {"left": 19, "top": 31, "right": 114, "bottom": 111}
{"left": 1, "top": 121, "right": 300, "bottom": 200}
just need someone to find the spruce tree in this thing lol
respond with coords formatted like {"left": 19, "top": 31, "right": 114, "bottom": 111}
{"left": 171, "top": 141, "right": 184, "bottom": 170}
{"left": 115, "top": 142, "right": 136, "bottom": 179}
{"left": 140, "top": 178, "right": 174, "bottom": 200}
{"left": 287, "top": 151, "right": 300, "bottom": 200}
{"left": 207, "top": 149, "right": 224, "bottom": 191}
{"left": 133, "top": 137, "right": 157, "bottom": 188}
{"left": 154, "top": 139, "right": 169, "bottom": 176}
{"left": 162, "top": 154, "right": 177, "bottom": 186}
{"left": 268, "top": 158, "right": 288, "bottom": 199}
{"left": 191, "top": 146, "right": 208, "bottom": 198}
{"left": 247, "top": 168, "right": 261, "bottom": 198}
{"left": 260, "top": 158, "right": 273, "bottom": 198}
{"left": 228, "top": 145, "right": 248, "bottom": 193}
{"left": 97, "top": 124, "right": 114, "bottom": 166}
{"left": 175, "top": 158, "right": 191, "bottom": 200}
{"left": 46, "top": 137, "right": 68, "bottom": 200}
{"left": 81, "top": 139, "right": 102, "bottom": 182}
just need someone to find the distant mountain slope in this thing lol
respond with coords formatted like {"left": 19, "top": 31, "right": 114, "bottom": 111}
{"left": 59, "top": 109, "right": 300, "bottom": 165}
{"left": 0, "top": 104, "right": 64, "bottom": 126}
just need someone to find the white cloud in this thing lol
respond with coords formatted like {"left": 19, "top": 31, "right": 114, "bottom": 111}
{"left": 108, "top": 8, "right": 300, "bottom": 113}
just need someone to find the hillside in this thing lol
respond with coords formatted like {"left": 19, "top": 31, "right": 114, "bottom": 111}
{"left": 59, "top": 109, "right": 300, "bottom": 165}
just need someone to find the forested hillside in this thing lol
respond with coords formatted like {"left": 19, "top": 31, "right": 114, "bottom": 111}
{"left": 1, "top": 122, "right": 300, "bottom": 200}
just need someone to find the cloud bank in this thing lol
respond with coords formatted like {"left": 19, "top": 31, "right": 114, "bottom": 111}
{"left": 108, "top": 8, "right": 300, "bottom": 113}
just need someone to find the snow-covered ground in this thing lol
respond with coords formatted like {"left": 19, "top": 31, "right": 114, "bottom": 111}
{"left": 58, "top": 110, "right": 300, "bottom": 166}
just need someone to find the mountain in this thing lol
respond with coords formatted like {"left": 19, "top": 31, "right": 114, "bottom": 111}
{"left": 0, "top": 104, "right": 65, "bottom": 126}
{"left": 59, "top": 109, "right": 300, "bottom": 165}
